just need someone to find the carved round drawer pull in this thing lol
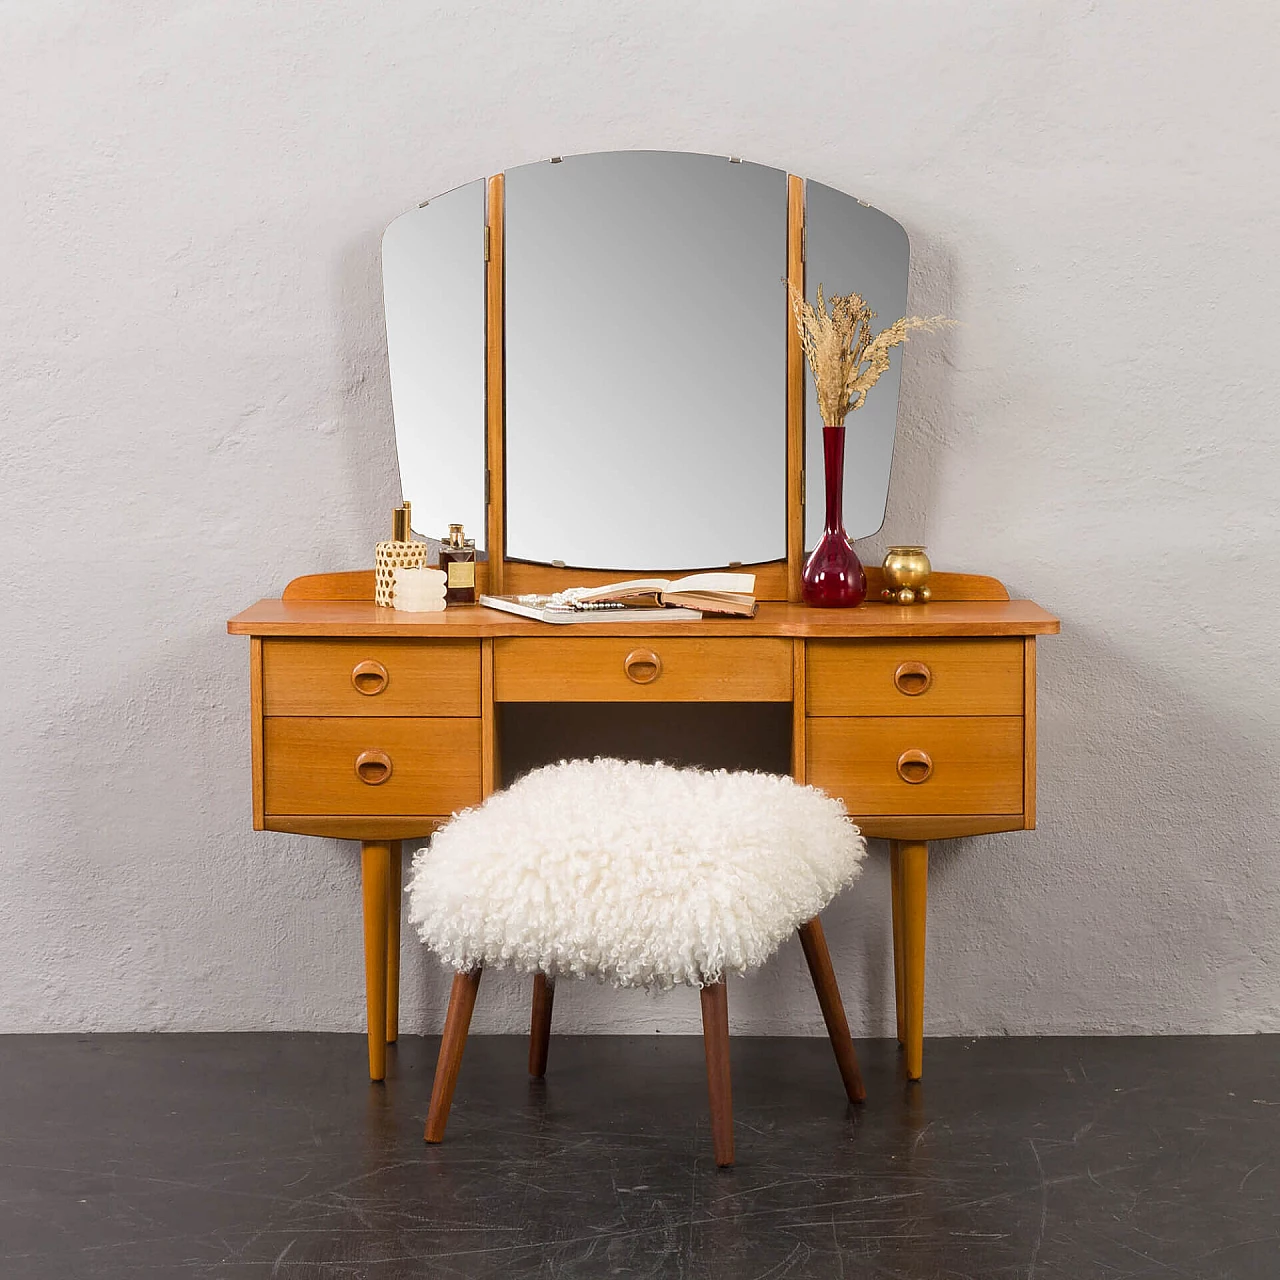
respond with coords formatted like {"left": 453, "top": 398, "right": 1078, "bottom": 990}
{"left": 893, "top": 661, "right": 933, "bottom": 696}
{"left": 355, "top": 750, "right": 393, "bottom": 785}
{"left": 896, "top": 750, "right": 933, "bottom": 785}
{"left": 351, "top": 660, "right": 389, "bottom": 696}
{"left": 623, "top": 648, "right": 663, "bottom": 685}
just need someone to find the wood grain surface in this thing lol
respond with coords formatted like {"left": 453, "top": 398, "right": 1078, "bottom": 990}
{"left": 807, "top": 637, "right": 1025, "bottom": 716}
{"left": 231, "top": 598, "right": 1059, "bottom": 639}
{"left": 492, "top": 637, "right": 793, "bottom": 702}
{"left": 807, "top": 715, "right": 1024, "bottom": 815}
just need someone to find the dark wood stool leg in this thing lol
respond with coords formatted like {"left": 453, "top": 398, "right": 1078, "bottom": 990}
{"left": 424, "top": 969, "right": 482, "bottom": 1143}
{"left": 528, "top": 974, "right": 555, "bottom": 1078}
{"left": 699, "top": 979, "right": 734, "bottom": 1168}
{"left": 798, "top": 916, "right": 866, "bottom": 1103}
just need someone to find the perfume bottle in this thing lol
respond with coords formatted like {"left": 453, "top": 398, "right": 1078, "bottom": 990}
{"left": 392, "top": 501, "right": 412, "bottom": 543}
{"left": 439, "top": 523, "right": 477, "bottom": 604}
{"left": 375, "top": 501, "right": 426, "bottom": 607}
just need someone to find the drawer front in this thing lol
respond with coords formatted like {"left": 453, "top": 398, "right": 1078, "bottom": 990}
{"left": 807, "top": 638, "right": 1023, "bottom": 717}
{"left": 807, "top": 716, "right": 1024, "bottom": 815}
{"left": 264, "top": 717, "right": 481, "bottom": 816}
{"left": 262, "top": 639, "right": 480, "bottom": 716}
{"left": 493, "top": 637, "right": 793, "bottom": 702}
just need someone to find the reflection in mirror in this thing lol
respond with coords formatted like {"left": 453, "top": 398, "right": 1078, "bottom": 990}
{"left": 803, "top": 183, "right": 909, "bottom": 546}
{"left": 382, "top": 180, "right": 486, "bottom": 548}
{"left": 503, "top": 152, "right": 788, "bottom": 570}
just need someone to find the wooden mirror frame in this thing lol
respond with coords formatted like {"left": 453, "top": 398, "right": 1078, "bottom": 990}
{"left": 288, "top": 166, "right": 1007, "bottom": 613}
{"left": 483, "top": 173, "right": 809, "bottom": 604}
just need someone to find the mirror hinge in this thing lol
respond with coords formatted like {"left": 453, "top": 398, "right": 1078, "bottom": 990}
{"left": 484, "top": 226, "right": 491, "bottom": 262}
{"left": 485, "top": 468, "right": 491, "bottom": 505}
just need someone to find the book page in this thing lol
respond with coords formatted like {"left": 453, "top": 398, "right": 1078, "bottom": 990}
{"left": 479, "top": 595, "right": 702, "bottom": 624}
{"left": 664, "top": 572, "right": 756, "bottom": 594}
{"left": 576, "top": 577, "right": 671, "bottom": 602}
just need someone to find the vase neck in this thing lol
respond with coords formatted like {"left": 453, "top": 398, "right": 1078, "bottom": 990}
{"left": 822, "top": 426, "right": 845, "bottom": 534}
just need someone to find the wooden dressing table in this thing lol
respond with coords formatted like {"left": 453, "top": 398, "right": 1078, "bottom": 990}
{"left": 228, "top": 568, "right": 1058, "bottom": 1083}
{"left": 230, "top": 159, "right": 1059, "bottom": 1084}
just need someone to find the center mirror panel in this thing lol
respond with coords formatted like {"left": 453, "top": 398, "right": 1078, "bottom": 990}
{"left": 503, "top": 152, "right": 788, "bottom": 571}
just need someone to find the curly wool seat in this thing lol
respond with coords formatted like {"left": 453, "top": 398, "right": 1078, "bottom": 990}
{"left": 407, "top": 758, "right": 865, "bottom": 989}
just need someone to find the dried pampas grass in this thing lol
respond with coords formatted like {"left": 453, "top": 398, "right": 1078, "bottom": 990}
{"left": 790, "top": 285, "right": 951, "bottom": 428}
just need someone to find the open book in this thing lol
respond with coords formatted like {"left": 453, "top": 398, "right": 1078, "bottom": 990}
{"left": 479, "top": 595, "right": 703, "bottom": 625}
{"left": 572, "top": 572, "right": 757, "bottom": 617}
{"left": 479, "top": 572, "right": 756, "bottom": 625}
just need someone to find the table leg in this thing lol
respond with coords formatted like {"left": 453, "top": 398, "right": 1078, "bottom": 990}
{"left": 386, "top": 841, "right": 402, "bottom": 1044}
{"left": 899, "top": 840, "right": 928, "bottom": 1081}
{"left": 361, "top": 841, "right": 391, "bottom": 1081}
{"left": 889, "top": 840, "right": 905, "bottom": 1045}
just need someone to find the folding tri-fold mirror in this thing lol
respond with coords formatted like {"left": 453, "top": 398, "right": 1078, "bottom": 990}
{"left": 382, "top": 151, "right": 909, "bottom": 574}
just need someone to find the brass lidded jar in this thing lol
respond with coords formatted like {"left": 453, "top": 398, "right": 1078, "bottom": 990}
{"left": 881, "top": 546, "right": 932, "bottom": 605}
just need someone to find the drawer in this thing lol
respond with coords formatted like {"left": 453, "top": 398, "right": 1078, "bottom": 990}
{"left": 493, "top": 637, "right": 792, "bottom": 702}
{"left": 264, "top": 717, "right": 481, "bottom": 816}
{"left": 262, "top": 639, "right": 480, "bottom": 716}
{"left": 806, "top": 716, "right": 1024, "bottom": 815}
{"left": 807, "top": 638, "right": 1023, "bottom": 717}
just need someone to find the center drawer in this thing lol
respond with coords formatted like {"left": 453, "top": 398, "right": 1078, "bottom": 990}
{"left": 262, "top": 638, "right": 480, "bottom": 716}
{"left": 493, "top": 637, "right": 793, "bottom": 702}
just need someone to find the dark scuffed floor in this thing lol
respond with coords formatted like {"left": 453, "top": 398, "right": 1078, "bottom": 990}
{"left": 1, "top": 1034, "right": 1278, "bottom": 1278}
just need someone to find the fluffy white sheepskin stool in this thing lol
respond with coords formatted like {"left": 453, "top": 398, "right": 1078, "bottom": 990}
{"left": 408, "top": 758, "right": 867, "bottom": 1167}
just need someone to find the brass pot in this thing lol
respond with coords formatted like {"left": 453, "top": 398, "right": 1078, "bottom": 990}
{"left": 881, "top": 546, "right": 932, "bottom": 604}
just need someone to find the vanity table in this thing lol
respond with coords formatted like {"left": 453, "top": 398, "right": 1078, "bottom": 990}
{"left": 228, "top": 152, "right": 1058, "bottom": 1084}
{"left": 229, "top": 569, "right": 1057, "bottom": 1083}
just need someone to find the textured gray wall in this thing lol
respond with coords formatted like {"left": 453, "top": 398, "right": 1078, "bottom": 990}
{"left": 3, "top": 2, "right": 1277, "bottom": 1037}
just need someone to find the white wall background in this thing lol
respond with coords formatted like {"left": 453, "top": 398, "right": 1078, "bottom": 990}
{"left": 3, "top": 1, "right": 1277, "bottom": 1039}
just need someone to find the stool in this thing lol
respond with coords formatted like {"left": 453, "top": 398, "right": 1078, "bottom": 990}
{"left": 407, "top": 758, "right": 867, "bottom": 1166}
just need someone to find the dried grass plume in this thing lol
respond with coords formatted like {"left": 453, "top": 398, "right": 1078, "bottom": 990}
{"left": 790, "top": 284, "right": 952, "bottom": 427}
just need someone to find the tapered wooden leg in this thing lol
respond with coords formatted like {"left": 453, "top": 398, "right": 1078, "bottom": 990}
{"left": 797, "top": 917, "right": 866, "bottom": 1103}
{"left": 900, "top": 840, "right": 929, "bottom": 1081}
{"left": 699, "top": 980, "right": 734, "bottom": 1168}
{"left": 528, "top": 974, "right": 554, "bottom": 1078}
{"left": 386, "top": 841, "right": 402, "bottom": 1044}
{"left": 425, "top": 969, "right": 483, "bottom": 1143}
{"left": 360, "top": 841, "right": 391, "bottom": 1081}
{"left": 889, "top": 840, "right": 905, "bottom": 1045}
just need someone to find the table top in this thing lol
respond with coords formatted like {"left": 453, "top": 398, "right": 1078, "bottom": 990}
{"left": 227, "top": 598, "right": 1060, "bottom": 639}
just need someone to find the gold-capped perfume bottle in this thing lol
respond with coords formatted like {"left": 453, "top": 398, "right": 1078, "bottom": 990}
{"left": 374, "top": 501, "right": 426, "bottom": 606}
{"left": 439, "top": 523, "right": 477, "bottom": 604}
{"left": 392, "top": 502, "right": 412, "bottom": 543}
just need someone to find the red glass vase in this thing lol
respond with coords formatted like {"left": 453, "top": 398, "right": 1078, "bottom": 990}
{"left": 801, "top": 426, "right": 867, "bottom": 607}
